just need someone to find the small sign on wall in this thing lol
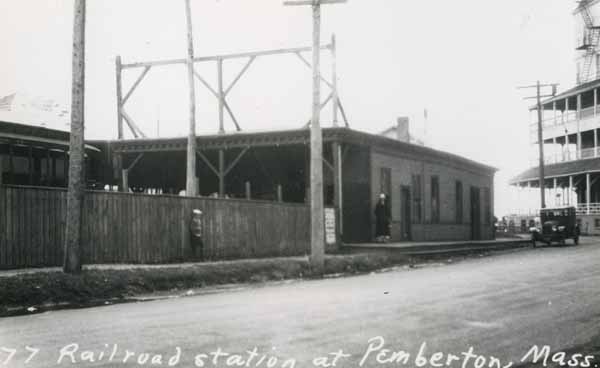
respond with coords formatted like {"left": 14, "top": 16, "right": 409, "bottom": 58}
{"left": 324, "top": 208, "right": 336, "bottom": 244}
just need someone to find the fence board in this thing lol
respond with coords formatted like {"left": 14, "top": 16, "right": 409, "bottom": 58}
{"left": 0, "top": 185, "right": 312, "bottom": 269}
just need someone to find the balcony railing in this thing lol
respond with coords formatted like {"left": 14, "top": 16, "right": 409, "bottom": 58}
{"left": 576, "top": 203, "right": 600, "bottom": 215}
{"left": 510, "top": 204, "right": 600, "bottom": 216}
{"left": 528, "top": 147, "right": 600, "bottom": 166}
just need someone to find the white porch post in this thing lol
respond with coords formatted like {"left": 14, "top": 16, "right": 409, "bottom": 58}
{"left": 553, "top": 177, "right": 558, "bottom": 206}
{"left": 569, "top": 175, "right": 573, "bottom": 206}
{"left": 565, "top": 134, "right": 570, "bottom": 161}
{"left": 527, "top": 181, "right": 532, "bottom": 213}
{"left": 577, "top": 94, "right": 582, "bottom": 159}
{"left": 595, "top": 128, "right": 598, "bottom": 157}
{"left": 595, "top": 88, "right": 598, "bottom": 117}
{"left": 586, "top": 173, "right": 591, "bottom": 215}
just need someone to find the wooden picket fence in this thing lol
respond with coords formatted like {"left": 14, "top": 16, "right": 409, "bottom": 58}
{"left": 0, "top": 185, "right": 311, "bottom": 269}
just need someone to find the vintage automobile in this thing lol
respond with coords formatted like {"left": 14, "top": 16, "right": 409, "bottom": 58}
{"left": 530, "top": 206, "right": 580, "bottom": 247}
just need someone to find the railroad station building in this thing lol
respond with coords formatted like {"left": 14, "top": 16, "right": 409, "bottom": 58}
{"left": 1, "top": 118, "right": 496, "bottom": 244}
{"left": 96, "top": 126, "right": 496, "bottom": 244}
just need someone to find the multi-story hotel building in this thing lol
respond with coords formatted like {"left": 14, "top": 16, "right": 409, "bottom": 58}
{"left": 510, "top": 0, "right": 600, "bottom": 234}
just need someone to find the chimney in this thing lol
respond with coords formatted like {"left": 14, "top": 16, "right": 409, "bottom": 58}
{"left": 396, "top": 117, "right": 410, "bottom": 142}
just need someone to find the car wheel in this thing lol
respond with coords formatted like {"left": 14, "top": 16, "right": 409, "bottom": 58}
{"left": 559, "top": 237, "right": 566, "bottom": 246}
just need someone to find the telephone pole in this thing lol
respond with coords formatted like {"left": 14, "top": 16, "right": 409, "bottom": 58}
{"left": 518, "top": 81, "right": 559, "bottom": 210}
{"left": 64, "top": 0, "right": 86, "bottom": 274}
{"left": 284, "top": 0, "right": 346, "bottom": 271}
{"left": 184, "top": 0, "right": 198, "bottom": 196}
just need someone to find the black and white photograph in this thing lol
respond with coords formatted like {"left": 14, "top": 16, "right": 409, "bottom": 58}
{"left": 0, "top": 1, "right": 599, "bottom": 367}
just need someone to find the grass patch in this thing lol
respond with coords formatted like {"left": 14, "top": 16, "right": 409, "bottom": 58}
{"left": 0, "top": 253, "right": 406, "bottom": 316}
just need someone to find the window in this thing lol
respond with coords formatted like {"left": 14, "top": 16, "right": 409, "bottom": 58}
{"left": 455, "top": 181, "right": 463, "bottom": 223}
{"left": 380, "top": 167, "right": 391, "bottom": 196}
{"left": 411, "top": 174, "right": 422, "bottom": 223}
{"left": 595, "top": 218, "right": 600, "bottom": 228}
{"left": 483, "top": 187, "right": 491, "bottom": 225}
{"left": 431, "top": 176, "right": 440, "bottom": 223}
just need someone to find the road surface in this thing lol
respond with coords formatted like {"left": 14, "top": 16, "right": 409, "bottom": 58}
{"left": 1, "top": 239, "right": 599, "bottom": 368}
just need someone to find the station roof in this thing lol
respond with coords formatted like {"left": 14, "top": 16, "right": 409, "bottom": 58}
{"left": 509, "top": 157, "right": 600, "bottom": 184}
{"left": 0, "top": 120, "right": 100, "bottom": 152}
{"left": 106, "top": 127, "right": 497, "bottom": 174}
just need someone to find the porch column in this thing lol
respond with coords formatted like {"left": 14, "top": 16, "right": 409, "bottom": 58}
{"left": 587, "top": 173, "right": 591, "bottom": 215}
{"left": 218, "top": 149, "right": 225, "bottom": 197}
{"left": 45, "top": 149, "right": 51, "bottom": 185}
{"left": 527, "top": 181, "right": 532, "bottom": 212}
{"left": 595, "top": 88, "right": 598, "bottom": 117}
{"left": 553, "top": 101, "right": 557, "bottom": 125}
{"left": 332, "top": 142, "right": 343, "bottom": 233}
{"left": 28, "top": 146, "right": 33, "bottom": 185}
{"left": 8, "top": 144, "right": 14, "bottom": 184}
{"left": 565, "top": 134, "right": 570, "bottom": 160}
{"left": 245, "top": 181, "right": 251, "bottom": 200}
{"left": 569, "top": 175, "right": 573, "bottom": 206}
{"left": 122, "top": 169, "right": 129, "bottom": 192}
{"left": 553, "top": 178, "right": 558, "bottom": 206}
{"left": 552, "top": 137, "right": 557, "bottom": 163}
{"left": 595, "top": 128, "right": 598, "bottom": 157}
{"left": 577, "top": 94, "right": 582, "bottom": 159}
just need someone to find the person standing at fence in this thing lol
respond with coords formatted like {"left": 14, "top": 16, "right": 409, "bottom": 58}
{"left": 374, "top": 193, "right": 391, "bottom": 243}
{"left": 190, "top": 209, "right": 204, "bottom": 260}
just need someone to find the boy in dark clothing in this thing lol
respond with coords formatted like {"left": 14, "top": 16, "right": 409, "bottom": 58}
{"left": 374, "top": 193, "right": 391, "bottom": 242}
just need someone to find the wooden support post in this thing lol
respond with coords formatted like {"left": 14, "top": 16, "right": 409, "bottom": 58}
{"left": 595, "top": 128, "right": 598, "bottom": 157}
{"left": 218, "top": 149, "right": 225, "bottom": 197}
{"left": 218, "top": 58, "right": 225, "bottom": 134}
{"left": 245, "top": 181, "right": 251, "bottom": 200}
{"left": 184, "top": 0, "right": 197, "bottom": 197}
{"left": 331, "top": 34, "right": 338, "bottom": 127}
{"left": 595, "top": 88, "right": 598, "bottom": 117}
{"left": 553, "top": 177, "right": 558, "bottom": 206}
{"left": 51, "top": 152, "right": 57, "bottom": 184}
{"left": 122, "top": 169, "right": 129, "bottom": 192}
{"left": 8, "top": 144, "right": 14, "bottom": 184}
{"left": 577, "top": 94, "right": 582, "bottom": 159}
{"left": 587, "top": 173, "right": 591, "bottom": 214}
{"left": 64, "top": 0, "right": 86, "bottom": 274}
{"left": 115, "top": 55, "right": 124, "bottom": 139}
{"left": 28, "top": 146, "right": 33, "bottom": 185}
{"left": 45, "top": 149, "right": 51, "bottom": 185}
{"left": 569, "top": 175, "right": 573, "bottom": 206}
{"left": 277, "top": 184, "right": 283, "bottom": 202}
{"left": 332, "top": 141, "right": 343, "bottom": 234}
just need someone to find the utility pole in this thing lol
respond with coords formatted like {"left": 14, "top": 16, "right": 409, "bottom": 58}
{"left": 284, "top": 0, "right": 346, "bottom": 271}
{"left": 184, "top": 0, "right": 198, "bottom": 196}
{"left": 518, "top": 81, "right": 559, "bottom": 210}
{"left": 64, "top": 0, "right": 86, "bottom": 274}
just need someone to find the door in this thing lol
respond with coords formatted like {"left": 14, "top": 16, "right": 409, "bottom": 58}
{"left": 470, "top": 186, "right": 481, "bottom": 240}
{"left": 400, "top": 186, "right": 411, "bottom": 241}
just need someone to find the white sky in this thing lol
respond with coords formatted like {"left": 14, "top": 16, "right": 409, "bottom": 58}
{"left": 0, "top": 0, "right": 578, "bottom": 216}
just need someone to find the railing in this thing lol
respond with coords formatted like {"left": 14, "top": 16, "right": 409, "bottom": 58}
{"left": 537, "top": 147, "right": 600, "bottom": 166}
{"left": 511, "top": 204, "right": 600, "bottom": 217}
{"left": 576, "top": 203, "right": 600, "bottom": 215}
